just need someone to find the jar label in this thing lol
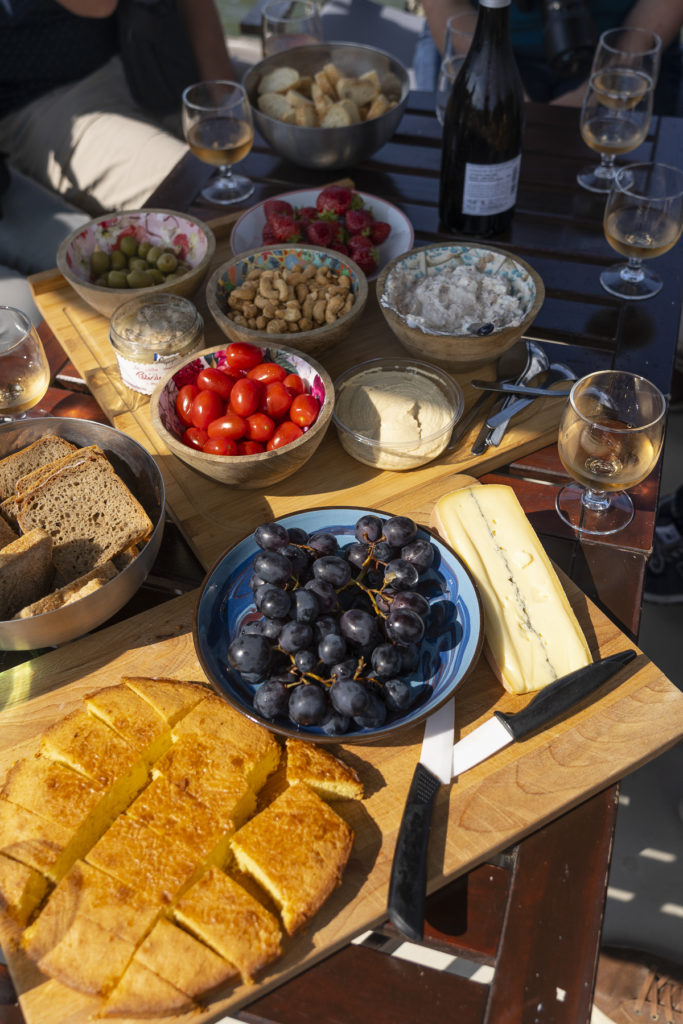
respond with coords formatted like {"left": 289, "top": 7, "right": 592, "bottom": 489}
{"left": 114, "top": 351, "right": 185, "bottom": 395}
{"left": 461, "top": 155, "right": 521, "bottom": 215}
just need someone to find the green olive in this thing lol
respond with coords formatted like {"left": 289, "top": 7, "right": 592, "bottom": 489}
{"left": 119, "top": 236, "right": 138, "bottom": 257}
{"left": 146, "top": 245, "right": 163, "bottom": 265}
{"left": 128, "top": 257, "right": 148, "bottom": 273}
{"left": 94, "top": 274, "right": 109, "bottom": 287}
{"left": 147, "top": 268, "right": 165, "bottom": 285}
{"left": 107, "top": 269, "right": 128, "bottom": 288}
{"left": 156, "top": 252, "right": 178, "bottom": 274}
{"left": 90, "top": 249, "right": 110, "bottom": 276}
{"left": 127, "top": 269, "right": 156, "bottom": 288}
{"left": 163, "top": 272, "right": 184, "bottom": 283}
{"left": 110, "top": 249, "right": 127, "bottom": 271}
{"left": 137, "top": 241, "right": 152, "bottom": 259}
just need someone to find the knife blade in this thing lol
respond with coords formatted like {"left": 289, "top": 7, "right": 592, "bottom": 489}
{"left": 451, "top": 650, "right": 636, "bottom": 778}
{"left": 470, "top": 380, "right": 572, "bottom": 398}
{"left": 387, "top": 697, "right": 454, "bottom": 941}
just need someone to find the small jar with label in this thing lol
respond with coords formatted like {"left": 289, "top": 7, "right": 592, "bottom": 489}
{"left": 109, "top": 293, "right": 204, "bottom": 395}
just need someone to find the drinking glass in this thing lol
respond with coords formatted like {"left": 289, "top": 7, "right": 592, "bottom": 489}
{"left": 182, "top": 81, "right": 255, "bottom": 206}
{"left": 0, "top": 307, "right": 50, "bottom": 421}
{"left": 435, "top": 11, "right": 477, "bottom": 125}
{"left": 600, "top": 162, "right": 683, "bottom": 300}
{"left": 577, "top": 27, "right": 661, "bottom": 194}
{"left": 261, "top": 0, "right": 323, "bottom": 57}
{"left": 556, "top": 370, "right": 666, "bottom": 535}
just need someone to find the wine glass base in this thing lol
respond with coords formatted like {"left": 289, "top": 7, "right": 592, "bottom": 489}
{"left": 200, "top": 173, "right": 254, "bottom": 206}
{"left": 600, "top": 264, "right": 663, "bottom": 300}
{"left": 576, "top": 163, "right": 616, "bottom": 194}
{"left": 555, "top": 483, "right": 634, "bottom": 536}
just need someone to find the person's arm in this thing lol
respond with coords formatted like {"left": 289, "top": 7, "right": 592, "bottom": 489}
{"left": 178, "top": 0, "right": 237, "bottom": 82}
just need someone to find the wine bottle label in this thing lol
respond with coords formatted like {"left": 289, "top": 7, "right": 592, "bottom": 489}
{"left": 461, "top": 155, "right": 521, "bottom": 216}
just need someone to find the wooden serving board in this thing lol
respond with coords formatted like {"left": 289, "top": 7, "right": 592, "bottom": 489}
{"left": 29, "top": 213, "right": 568, "bottom": 573}
{"left": 1, "top": 566, "right": 682, "bottom": 1024}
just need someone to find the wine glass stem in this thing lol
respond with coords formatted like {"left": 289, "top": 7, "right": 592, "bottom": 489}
{"left": 620, "top": 257, "right": 645, "bottom": 283}
{"left": 582, "top": 487, "right": 611, "bottom": 512}
{"left": 600, "top": 153, "right": 616, "bottom": 172}
{"left": 218, "top": 164, "right": 233, "bottom": 182}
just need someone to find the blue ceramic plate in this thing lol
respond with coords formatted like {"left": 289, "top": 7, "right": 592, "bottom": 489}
{"left": 193, "top": 506, "right": 484, "bottom": 744}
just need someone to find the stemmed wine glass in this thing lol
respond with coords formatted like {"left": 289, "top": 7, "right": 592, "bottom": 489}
{"left": 577, "top": 27, "right": 661, "bottom": 194}
{"left": 182, "top": 81, "right": 255, "bottom": 206}
{"left": 261, "top": 0, "right": 323, "bottom": 57}
{"left": 435, "top": 11, "right": 477, "bottom": 126}
{"left": 600, "top": 162, "right": 683, "bottom": 301}
{"left": 0, "top": 307, "right": 50, "bottom": 421}
{"left": 556, "top": 370, "right": 666, "bottom": 535}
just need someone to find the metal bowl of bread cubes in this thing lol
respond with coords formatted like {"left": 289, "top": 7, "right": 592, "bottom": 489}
{"left": 56, "top": 208, "right": 216, "bottom": 319}
{"left": 0, "top": 418, "right": 165, "bottom": 651}
{"left": 242, "top": 42, "right": 410, "bottom": 170}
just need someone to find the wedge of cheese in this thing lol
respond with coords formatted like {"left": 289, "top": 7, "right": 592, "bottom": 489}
{"left": 432, "top": 484, "right": 592, "bottom": 694}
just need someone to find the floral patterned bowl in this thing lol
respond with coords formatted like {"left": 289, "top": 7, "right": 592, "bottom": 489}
{"left": 56, "top": 209, "right": 216, "bottom": 319}
{"left": 149, "top": 344, "right": 334, "bottom": 489}
{"left": 206, "top": 244, "right": 369, "bottom": 358}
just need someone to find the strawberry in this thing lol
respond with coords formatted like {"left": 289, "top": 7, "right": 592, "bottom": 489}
{"left": 344, "top": 209, "right": 373, "bottom": 235}
{"left": 296, "top": 205, "right": 318, "bottom": 223}
{"left": 261, "top": 223, "right": 278, "bottom": 244}
{"left": 269, "top": 212, "right": 298, "bottom": 242}
{"left": 306, "top": 220, "right": 335, "bottom": 247}
{"left": 369, "top": 220, "right": 391, "bottom": 245}
{"left": 316, "top": 185, "right": 354, "bottom": 216}
{"left": 351, "top": 247, "right": 379, "bottom": 275}
{"left": 347, "top": 232, "right": 373, "bottom": 253}
{"left": 331, "top": 242, "right": 350, "bottom": 255}
{"left": 264, "top": 199, "right": 294, "bottom": 223}
{"left": 328, "top": 219, "right": 348, "bottom": 243}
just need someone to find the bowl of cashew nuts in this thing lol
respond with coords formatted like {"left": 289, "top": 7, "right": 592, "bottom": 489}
{"left": 205, "top": 244, "right": 369, "bottom": 358}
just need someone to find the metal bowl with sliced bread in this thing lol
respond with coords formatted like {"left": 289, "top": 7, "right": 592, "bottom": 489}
{"left": 0, "top": 419, "right": 165, "bottom": 650}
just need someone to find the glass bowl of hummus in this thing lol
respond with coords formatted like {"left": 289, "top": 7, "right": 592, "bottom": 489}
{"left": 332, "top": 358, "right": 464, "bottom": 471}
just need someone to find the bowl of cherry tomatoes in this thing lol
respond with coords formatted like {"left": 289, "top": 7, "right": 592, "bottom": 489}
{"left": 149, "top": 341, "right": 334, "bottom": 489}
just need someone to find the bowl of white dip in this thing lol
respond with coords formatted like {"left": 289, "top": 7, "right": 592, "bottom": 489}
{"left": 332, "top": 358, "right": 464, "bottom": 471}
{"left": 376, "top": 243, "right": 545, "bottom": 372}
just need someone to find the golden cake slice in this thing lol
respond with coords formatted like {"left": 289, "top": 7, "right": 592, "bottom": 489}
{"left": 126, "top": 774, "right": 235, "bottom": 867}
{"left": 23, "top": 861, "right": 158, "bottom": 962}
{"left": 171, "top": 695, "right": 281, "bottom": 790}
{"left": 1, "top": 755, "right": 105, "bottom": 831}
{"left": 285, "top": 738, "right": 364, "bottom": 801}
{"left": 84, "top": 683, "right": 171, "bottom": 762}
{"left": 154, "top": 734, "right": 256, "bottom": 826}
{"left": 132, "top": 918, "right": 237, "bottom": 999}
{"left": 86, "top": 815, "right": 200, "bottom": 906}
{"left": 0, "top": 799, "right": 76, "bottom": 883}
{"left": 230, "top": 783, "right": 354, "bottom": 935}
{"left": 100, "top": 959, "right": 196, "bottom": 1018}
{"left": 122, "top": 676, "right": 208, "bottom": 724}
{"left": 0, "top": 852, "right": 49, "bottom": 927}
{"left": 34, "top": 914, "right": 136, "bottom": 997}
{"left": 173, "top": 866, "right": 281, "bottom": 984}
{"left": 39, "top": 708, "right": 141, "bottom": 786}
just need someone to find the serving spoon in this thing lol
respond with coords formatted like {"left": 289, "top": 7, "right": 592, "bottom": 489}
{"left": 470, "top": 341, "right": 549, "bottom": 454}
{"left": 448, "top": 340, "right": 533, "bottom": 449}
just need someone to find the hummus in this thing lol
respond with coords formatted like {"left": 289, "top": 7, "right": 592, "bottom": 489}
{"left": 335, "top": 368, "right": 455, "bottom": 470}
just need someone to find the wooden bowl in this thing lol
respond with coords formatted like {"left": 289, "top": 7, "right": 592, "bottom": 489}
{"left": 206, "top": 244, "right": 368, "bottom": 358}
{"left": 57, "top": 209, "right": 216, "bottom": 319}
{"left": 149, "top": 344, "right": 334, "bottom": 490}
{"left": 376, "top": 243, "right": 545, "bottom": 372}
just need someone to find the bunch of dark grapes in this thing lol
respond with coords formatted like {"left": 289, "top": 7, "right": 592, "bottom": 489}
{"left": 227, "top": 514, "right": 438, "bottom": 736}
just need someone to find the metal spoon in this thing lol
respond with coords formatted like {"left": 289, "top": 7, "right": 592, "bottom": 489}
{"left": 471, "top": 341, "right": 549, "bottom": 454}
{"left": 448, "top": 340, "right": 532, "bottom": 449}
{"left": 485, "top": 362, "right": 577, "bottom": 429}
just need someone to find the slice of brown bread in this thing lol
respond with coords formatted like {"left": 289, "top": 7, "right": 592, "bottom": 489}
{"left": 0, "top": 515, "right": 18, "bottom": 551}
{"left": 15, "top": 445, "right": 105, "bottom": 495}
{"left": 0, "top": 495, "right": 20, "bottom": 532}
{"left": 15, "top": 455, "right": 153, "bottom": 583}
{"left": 0, "top": 528, "right": 54, "bottom": 619}
{"left": 14, "top": 561, "right": 118, "bottom": 619}
{"left": 0, "top": 436, "right": 78, "bottom": 500}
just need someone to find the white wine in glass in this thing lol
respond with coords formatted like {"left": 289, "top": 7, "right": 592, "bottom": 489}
{"left": 556, "top": 370, "right": 666, "bottom": 535}
{"left": 182, "top": 81, "right": 255, "bottom": 206}
{"left": 0, "top": 307, "right": 50, "bottom": 420}
{"left": 261, "top": 0, "right": 322, "bottom": 57}
{"left": 601, "top": 162, "right": 683, "bottom": 300}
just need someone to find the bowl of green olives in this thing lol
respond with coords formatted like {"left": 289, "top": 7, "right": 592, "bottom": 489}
{"left": 56, "top": 208, "right": 216, "bottom": 319}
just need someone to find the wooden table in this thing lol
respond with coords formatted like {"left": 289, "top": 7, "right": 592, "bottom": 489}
{"left": 2, "top": 98, "right": 682, "bottom": 1024}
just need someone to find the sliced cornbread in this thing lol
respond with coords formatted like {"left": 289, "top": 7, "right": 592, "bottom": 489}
{"left": 84, "top": 683, "right": 172, "bottom": 763}
{"left": 285, "top": 738, "right": 364, "bottom": 801}
{"left": 39, "top": 708, "right": 143, "bottom": 786}
{"left": 174, "top": 866, "right": 282, "bottom": 984}
{"left": 132, "top": 918, "right": 237, "bottom": 998}
{"left": 0, "top": 527, "right": 54, "bottom": 618}
{"left": 0, "top": 852, "right": 49, "bottom": 927}
{"left": 35, "top": 914, "right": 136, "bottom": 997}
{"left": 122, "top": 675, "right": 208, "bottom": 724}
{"left": 154, "top": 734, "right": 257, "bottom": 826}
{"left": 0, "top": 435, "right": 77, "bottom": 499}
{"left": 231, "top": 783, "right": 354, "bottom": 935}
{"left": 1, "top": 755, "right": 105, "bottom": 831}
{"left": 100, "top": 959, "right": 196, "bottom": 1018}
{"left": 0, "top": 798, "right": 75, "bottom": 883}
{"left": 14, "top": 561, "right": 117, "bottom": 618}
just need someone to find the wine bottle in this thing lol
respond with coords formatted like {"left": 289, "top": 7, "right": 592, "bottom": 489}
{"left": 439, "top": 0, "right": 524, "bottom": 237}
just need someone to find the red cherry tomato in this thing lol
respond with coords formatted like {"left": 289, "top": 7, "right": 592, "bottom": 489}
{"left": 261, "top": 380, "right": 293, "bottom": 420}
{"left": 283, "top": 373, "right": 304, "bottom": 396}
{"left": 176, "top": 383, "right": 198, "bottom": 427}
{"left": 229, "top": 377, "right": 261, "bottom": 418}
{"left": 191, "top": 389, "right": 224, "bottom": 430}
{"left": 207, "top": 411, "right": 247, "bottom": 440}
{"left": 225, "top": 341, "right": 263, "bottom": 372}
{"left": 245, "top": 412, "right": 275, "bottom": 442}
{"left": 196, "top": 367, "right": 236, "bottom": 400}
{"left": 239, "top": 439, "right": 266, "bottom": 455}
{"left": 201, "top": 436, "right": 239, "bottom": 456}
{"left": 247, "top": 361, "right": 288, "bottom": 384}
{"left": 289, "top": 393, "right": 320, "bottom": 427}
{"left": 267, "top": 421, "right": 303, "bottom": 450}
{"left": 182, "top": 426, "right": 208, "bottom": 450}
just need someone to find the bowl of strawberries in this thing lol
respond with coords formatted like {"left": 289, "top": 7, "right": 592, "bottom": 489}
{"left": 230, "top": 184, "right": 414, "bottom": 280}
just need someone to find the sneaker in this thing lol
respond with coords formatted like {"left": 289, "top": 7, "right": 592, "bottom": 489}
{"left": 644, "top": 491, "right": 683, "bottom": 604}
{"left": 592, "top": 947, "right": 683, "bottom": 1024}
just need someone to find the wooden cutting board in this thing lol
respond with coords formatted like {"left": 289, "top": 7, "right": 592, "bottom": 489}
{"left": 1, "top": 566, "right": 682, "bottom": 1023}
{"left": 29, "top": 213, "right": 568, "bottom": 574}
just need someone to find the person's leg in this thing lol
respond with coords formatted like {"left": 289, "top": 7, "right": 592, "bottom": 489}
{"left": 0, "top": 57, "right": 188, "bottom": 216}
{"left": 0, "top": 170, "right": 89, "bottom": 275}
